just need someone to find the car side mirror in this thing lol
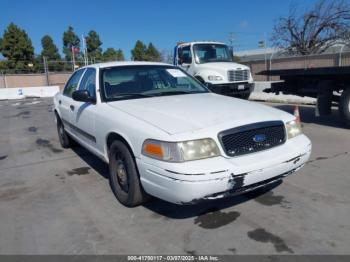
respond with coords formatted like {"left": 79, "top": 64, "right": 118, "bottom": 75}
{"left": 72, "top": 90, "right": 95, "bottom": 103}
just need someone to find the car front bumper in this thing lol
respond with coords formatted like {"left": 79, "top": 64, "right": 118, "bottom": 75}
{"left": 137, "top": 134, "right": 312, "bottom": 205}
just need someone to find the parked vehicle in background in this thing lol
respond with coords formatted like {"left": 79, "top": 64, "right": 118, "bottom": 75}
{"left": 174, "top": 41, "right": 254, "bottom": 99}
{"left": 54, "top": 61, "right": 311, "bottom": 207}
{"left": 259, "top": 66, "right": 350, "bottom": 127}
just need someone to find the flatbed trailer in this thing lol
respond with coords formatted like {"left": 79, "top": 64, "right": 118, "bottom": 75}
{"left": 259, "top": 66, "right": 350, "bottom": 127}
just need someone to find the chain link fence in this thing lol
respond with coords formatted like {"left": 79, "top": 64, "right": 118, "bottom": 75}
{"left": 0, "top": 50, "right": 175, "bottom": 89}
{"left": 0, "top": 58, "right": 105, "bottom": 89}
{"left": 4, "top": 50, "right": 350, "bottom": 88}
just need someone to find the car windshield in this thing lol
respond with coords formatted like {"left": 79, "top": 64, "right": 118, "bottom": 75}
{"left": 193, "top": 44, "right": 234, "bottom": 64}
{"left": 101, "top": 66, "right": 209, "bottom": 101}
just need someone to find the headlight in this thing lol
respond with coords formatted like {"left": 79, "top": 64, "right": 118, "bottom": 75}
{"left": 142, "top": 138, "right": 220, "bottom": 162}
{"left": 208, "top": 75, "right": 223, "bottom": 81}
{"left": 286, "top": 119, "right": 302, "bottom": 139}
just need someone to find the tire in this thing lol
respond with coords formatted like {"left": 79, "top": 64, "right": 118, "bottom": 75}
{"left": 56, "top": 115, "right": 74, "bottom": 149}
{"left": 339, "top": 88, "right": 350, "bottom": 127}
{"left": 240, "top": 92, "right": 251, "bottom": 100}
{"left": 108, "top": 140, "right": 150, "bottom": 207}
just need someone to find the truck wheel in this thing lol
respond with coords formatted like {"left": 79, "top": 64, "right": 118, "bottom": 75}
{"left": 240, "top": 92, "right": 251, "bottom": 100}
{"left": 56, "top": 116, "right": 74, "bottom": 148}
{"left": 108, "top": 140, "right": 150, "bottom": 207}
{"left": 339, "top": 88, "right": 350, "bottom": 127}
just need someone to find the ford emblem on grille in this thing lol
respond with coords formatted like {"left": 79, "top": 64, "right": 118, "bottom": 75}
{"left": 253, "top": 134, "right": 267, "bottom": 143}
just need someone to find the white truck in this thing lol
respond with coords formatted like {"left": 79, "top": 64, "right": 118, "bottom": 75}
{"left": 174, "top": 41, "right": 254, "bottom": 99}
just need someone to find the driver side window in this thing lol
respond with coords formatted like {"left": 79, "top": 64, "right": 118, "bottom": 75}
{"left": 179, "top": 46, "right": 192, "bottom": 64}
{"left": 63, "top": 69, "right": 85, "bottom": 97}
{"left": 79, "top": 68, "right": 96, "bottom": 99}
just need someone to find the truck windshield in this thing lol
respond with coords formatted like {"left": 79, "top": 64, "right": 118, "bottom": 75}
{"left": 193, "top": 44, "right": 234, "bottom": 64}
{"left": 101, "top": 65, "right": 209, "bottom": 101}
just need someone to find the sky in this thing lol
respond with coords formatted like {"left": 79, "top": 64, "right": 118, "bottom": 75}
{"left": 0, "top": 0, "right": 321, "bottom": 59}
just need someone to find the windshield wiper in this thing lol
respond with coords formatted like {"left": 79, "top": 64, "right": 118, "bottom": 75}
{"left": 111, "top": 93, "right": 154, "bottom": 99}
{"left": 152, "top": 90, "right": 199, "bottom": 96}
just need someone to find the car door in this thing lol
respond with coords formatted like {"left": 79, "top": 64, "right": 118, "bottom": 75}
{"left": 69, "top": 68, "right": 97, "bottom": 148}
{"left": 60, "top": 69, "right": 85, "bottom": 133}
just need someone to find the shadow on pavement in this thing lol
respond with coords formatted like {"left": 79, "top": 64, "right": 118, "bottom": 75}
{"left": 143, "top": 181, "right": 282, "bottom": 219}
{"left": 71, "top": 144, "right": 283, "bottom": 219}
{"left": 71, "top": 146, "right": 109, "bottom": 179}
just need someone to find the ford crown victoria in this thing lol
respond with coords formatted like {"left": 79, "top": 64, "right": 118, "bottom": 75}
{"left": 53, "top": 62, "right": 312, "bottom": 207}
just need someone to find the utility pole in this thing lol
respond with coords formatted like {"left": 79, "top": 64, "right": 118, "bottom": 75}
{"left": 43, "top": 56, "right": 50, "bottom": 86}
{"left": 264, "top": 33, "right": 267, "bottom": 71}
{"left": 2, "top": 71, "right": 7, "bottom": 88}
{"left": 82, "top": 34, "right": 88, "bottom": 66}
{"left": 259, "top": 34, "right": 268, "bottom": 80}
{"left": 339, "top": 44, "right": 346, "bottom": 67}
{"left": 71, "top": 46, "right": 76, "bottom": 71}
{"left": 229, "top": 32, "right": 235, "bottom": 56}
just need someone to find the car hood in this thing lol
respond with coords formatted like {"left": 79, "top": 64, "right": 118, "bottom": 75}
{"left": 107, "top": 93, "right": 294, "bottom": 135}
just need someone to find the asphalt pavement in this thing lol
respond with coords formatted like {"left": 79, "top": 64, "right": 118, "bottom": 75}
{"left": 0, "top": 98, "right": 349, "bottom": 255}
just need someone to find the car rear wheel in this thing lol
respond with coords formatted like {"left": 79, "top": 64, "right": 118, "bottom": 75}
{"left": 56, "top": 116, "right": 74, "bottom": 148}
{"left": 108, "top": 140, "right": 150, "bottom": 207}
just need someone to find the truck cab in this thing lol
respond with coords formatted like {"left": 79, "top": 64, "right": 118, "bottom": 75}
{"left": 174, "top": 41, "right": 254, "bottom": 99}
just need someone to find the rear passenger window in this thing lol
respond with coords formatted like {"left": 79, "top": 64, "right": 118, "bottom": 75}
{"left": 63, "top": 69, "right": 85, "bottom": 97}
{"left": 79, "top": 68, "right": 96, "bottom": 98}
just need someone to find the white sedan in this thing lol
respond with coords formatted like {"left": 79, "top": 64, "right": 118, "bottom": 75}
{"left": 53, "top": 61, "right": 312, "bottom": 207}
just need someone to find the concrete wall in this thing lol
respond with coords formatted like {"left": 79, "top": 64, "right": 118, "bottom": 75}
{"left": 0, "top": 72, "right": 71, "bottom": 89}
{"left": 0, "top": 86, "right": 60, "bottom": 100}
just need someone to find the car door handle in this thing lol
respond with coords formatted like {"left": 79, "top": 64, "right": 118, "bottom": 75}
{"left": 70, "top": 105, "right": 75, "bottom": 111}
{"left": 59, "top": 100, "right": 62, "bottom": 105}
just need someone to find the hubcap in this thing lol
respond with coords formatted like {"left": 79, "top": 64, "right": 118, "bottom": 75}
{"left": 116, "top": 159, "right": 128, "bottom": 192}
{"left": 59, "top": 125, "right": 64, "bottom": 137}
{"left": 58, "top": 123, "right": 64, "bottom": 142}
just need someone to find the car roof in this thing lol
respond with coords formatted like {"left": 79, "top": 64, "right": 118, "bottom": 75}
{"left": 80, "top": 61, "right": 172, "bottom": 70}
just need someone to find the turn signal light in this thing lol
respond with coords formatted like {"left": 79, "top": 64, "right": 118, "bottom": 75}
{"left": 143, "top": 143, "right": 163, "bottom": 158}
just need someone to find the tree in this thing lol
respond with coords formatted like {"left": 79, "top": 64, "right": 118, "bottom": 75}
{"left": 63, "top": 26, "right": 80, "bottom": 60}
{"left": 0, "top": 37, "right": 3, "bottom": 54}
{"left": 1, "top": 23, "right": 34, "bottom": 70}
{"left": 131, "top": 40, "right": 147, "bottom": 61}
{"left": 86, "top": 30, "right": 102, "bottom": 60}
{"left": 146, "top": 43, "right": 161, "bottom": 61}
{"left": 272, "top": 0, "right": 350, "bottom": 55}
{"left": 41, "top": 35, "right": 60, "bottom": 60}
{"left": 161, "top": 49, "right": 173, "bottom": 64}
{"left": 40, "top": 35, "right": 63, "bottom": 71}
{"left": 233, "top": 55, "right": 241, "bottom": 62}
{"left": 102, "top": 48, "right": 117, "bottom": 61}
{"left": 116, "top": 49, "right": 125, "bottom": 61}
{"left": 102, "top": 48, "right": 125, "bottom": 61}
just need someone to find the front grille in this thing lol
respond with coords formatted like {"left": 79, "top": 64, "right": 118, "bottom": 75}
{"left": 219, "top": 121, "right": 286, "bottom": 157}
{"left": 228, "top": 69, "right": 249, "bottom": 82}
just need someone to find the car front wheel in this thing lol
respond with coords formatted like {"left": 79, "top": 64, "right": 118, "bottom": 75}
{"left": 108, "top": 140, "right": 150, "bottom": 207}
